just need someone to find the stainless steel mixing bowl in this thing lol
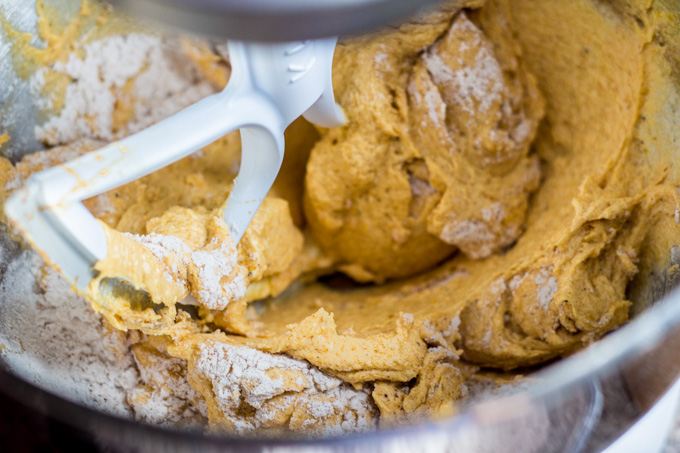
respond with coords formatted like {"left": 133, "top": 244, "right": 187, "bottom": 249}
{"left": 1, "top": 1, "right": 680, "bottom": 452}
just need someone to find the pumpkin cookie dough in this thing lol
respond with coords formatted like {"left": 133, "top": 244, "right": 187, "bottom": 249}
{"left": 3, "top": 0, "right": 680, "bottom": 436}
{"left": 304, "top": 3, "right": 544, "bottom": 282}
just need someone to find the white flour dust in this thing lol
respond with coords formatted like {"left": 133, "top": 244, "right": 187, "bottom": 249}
{"left": 31, "top": 33, "right": 216, "bottom": 146}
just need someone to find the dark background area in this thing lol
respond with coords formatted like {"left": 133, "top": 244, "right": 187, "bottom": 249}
{"left": 0, "top": 390, "right": 97, "bottom": 453}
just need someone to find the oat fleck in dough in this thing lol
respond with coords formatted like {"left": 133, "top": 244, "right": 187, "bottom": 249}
{"left": 3, "top": 0, "right": 680, "bottom": 435}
